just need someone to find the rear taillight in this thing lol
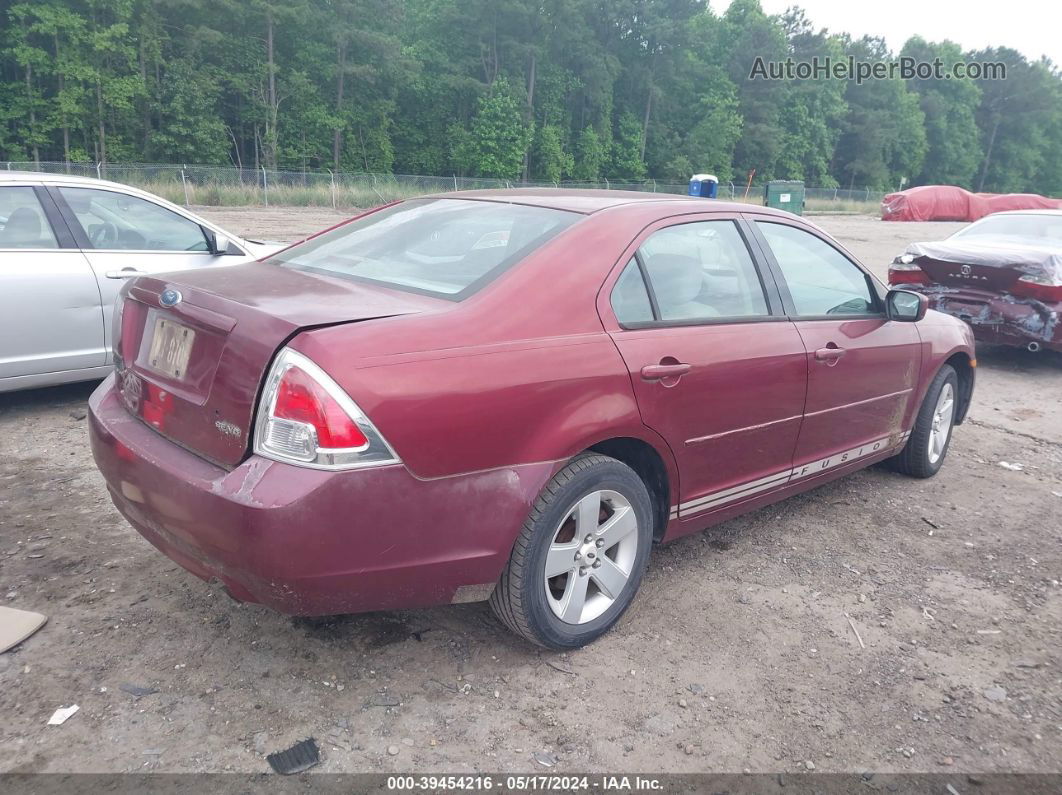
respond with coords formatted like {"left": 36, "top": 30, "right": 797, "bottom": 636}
{"left": 1010, "top": 273, "right": 1062, "bottom": 303}
{"left": 273, "top": 366, "right": 368, "bottom": 449}
{"left": 888, "top": 259, "right": 930, "bottom": 286}
{"left": 254, "top": 348, "right": 399, "bottom": 469}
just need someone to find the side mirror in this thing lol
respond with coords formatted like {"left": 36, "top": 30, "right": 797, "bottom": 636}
{"left": 886, "top": 288, "right": 928, "bottom": 322}
{"left": 206, "top": 229, "right": 240, "bottom": 256}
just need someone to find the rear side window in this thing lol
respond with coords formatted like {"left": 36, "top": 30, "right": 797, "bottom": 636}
{"left": 0, "top": 187, "right": 58, "bottom": 250}
{"left": 756, "top": 221, "right": 877, "bottom": 316}
{"left": 270, "top": 199, "right": 579, "bottom": 300}
{"left": 610, "top": 259, "right": 654, "bottom": 324}
{"left": 638, "top": 220, "right": 770, "bottom": 322}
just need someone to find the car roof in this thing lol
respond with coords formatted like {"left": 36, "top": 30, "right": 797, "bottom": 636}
{"left": 423, "top": 187, "right": 792, "bottom": 217}
{"left": 0, "top": 170, "right": 142, "bottom": 192}
{"left": 979, "top": 209, "right": 1062, "bottom": 217}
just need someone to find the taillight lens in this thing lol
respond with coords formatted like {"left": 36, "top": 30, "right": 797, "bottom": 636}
{"left": 1010, "top": 273, "right": 1062, "bottom": 303}
{"left": 273, "top": 366, "right": 368, "bottom": 449}
{"left": 888, "top": 260, "right": 930, "bottom": 286}
{"left": 254, "top": 348, "right": 399, "bottom": 469}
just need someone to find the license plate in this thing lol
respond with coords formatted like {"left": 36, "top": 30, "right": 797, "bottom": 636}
{"left": 146, "top": 316, "right": 195, "bottom": 379}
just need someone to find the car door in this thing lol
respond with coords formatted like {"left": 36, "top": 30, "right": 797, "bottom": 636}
{"left": 49, "top": 185, "right": 232, "bottom": 361}
{"left": 0, "top": 184, "right": 105, "bottom": 380}
{"left": 749, "top": 216, "right": 921, "bottom": 472}
{"left": 601, "top": 214, "right": 808, "bottom": 520}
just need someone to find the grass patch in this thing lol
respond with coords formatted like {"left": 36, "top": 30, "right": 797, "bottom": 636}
{"left": 124, "top": 175, "right": 882, "bottom": 215}
{"left": 140, "top": 178, "right": 430, "bottom": 209}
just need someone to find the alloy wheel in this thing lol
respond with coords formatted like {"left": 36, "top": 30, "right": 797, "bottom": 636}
{"left": 927, "top": 381, "right": 955, "bottom": 464}
{"left": 543, "top": 490, "right": 639, "bottom": 625}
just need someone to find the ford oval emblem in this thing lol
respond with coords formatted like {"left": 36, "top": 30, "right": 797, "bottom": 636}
{"left": 160, "top": 289, "right": 182, "bottom": 307}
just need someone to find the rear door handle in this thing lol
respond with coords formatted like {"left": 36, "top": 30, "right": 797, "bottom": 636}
{"left": 814, "top": 345, "right": 846, "bottom": 364}
{"left": 640, "top": 362, "right": 692, "bottom": 381}
{"left": 106, "top": 268, "right": 148, "bottom": 280}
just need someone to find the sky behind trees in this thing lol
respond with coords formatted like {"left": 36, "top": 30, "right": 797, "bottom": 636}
{"left": 720, "top": 0, "right": 1059, "bottom": 64}
{"left": 1, "top": 0, "right": 1059, "bottom": 194}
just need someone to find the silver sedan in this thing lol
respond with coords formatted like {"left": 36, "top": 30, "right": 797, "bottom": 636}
{"left": 0, "top": 172, "right": 283, "bottom": 392}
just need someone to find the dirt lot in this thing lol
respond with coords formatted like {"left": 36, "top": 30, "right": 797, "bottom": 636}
{"left": 1, "top": 210, "right": 1060, "bottom": 776}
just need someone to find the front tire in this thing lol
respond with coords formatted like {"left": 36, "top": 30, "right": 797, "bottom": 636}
{"left": 490, "top": 453, "right": 653, "bottom": 649}
{"left": 889, "top": 364, "right": 958, "bottom": 478}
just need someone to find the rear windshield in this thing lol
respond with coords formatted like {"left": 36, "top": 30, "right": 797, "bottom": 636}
{"left": 952, "top": 214, "right": 1062, "bottom": 245}
{"left": 268, "top": 198, "right": 579, "bottom": 300}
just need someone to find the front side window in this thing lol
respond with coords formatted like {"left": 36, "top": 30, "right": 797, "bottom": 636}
{"left": 757, "top": 221, "right": 877, "bottom": 316}
{"left": 637, "top": 220, "right": 770, "bottom": 322}
{"left": 0, "top": 187, "right": 59, "bottom": 250}
{"left": 59, "top": 187, "right": 209, "bottom": 252}
{"left": 269, "top": 199, "right": 579, "bottom": 300}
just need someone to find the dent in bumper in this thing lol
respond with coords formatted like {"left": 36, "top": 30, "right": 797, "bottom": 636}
{"left": 921, "top": 287, "right": 1061, "bottom": 350}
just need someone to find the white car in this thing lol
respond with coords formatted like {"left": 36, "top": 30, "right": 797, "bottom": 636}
{"left": 0, "top": 172, "right": 283, "bottom": 392}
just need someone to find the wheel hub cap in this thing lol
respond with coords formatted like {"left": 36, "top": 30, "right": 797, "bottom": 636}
{"left": 927, "top": 382, "right": 955, "bottom": 465}
{"left": 544, "top": 490, "right": 638, "bottom": 625}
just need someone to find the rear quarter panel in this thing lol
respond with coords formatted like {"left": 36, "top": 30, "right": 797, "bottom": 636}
{"left": 291, "top": 330, "right": 675, "bottom": 482}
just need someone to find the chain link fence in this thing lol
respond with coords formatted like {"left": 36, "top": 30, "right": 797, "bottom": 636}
{"left": 2, "top": 161, "right": 886, "bottom": 211}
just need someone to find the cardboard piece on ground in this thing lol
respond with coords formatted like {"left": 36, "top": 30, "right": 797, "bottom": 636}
{"left": 48, "top": 705, "right": 80, "bottom": 725}
{"left": 0, "top": 605, "right": 48, "bottom": 653}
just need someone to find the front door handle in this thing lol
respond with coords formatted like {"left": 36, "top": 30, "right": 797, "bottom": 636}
{"left": 641, "top": 362, "right": 692, "bottom": 381}
{"left": 814, "top": 345, "right": 846, "bottom": 364}
{"left": 106, "top": 268, "right": 148, "bottom": 280}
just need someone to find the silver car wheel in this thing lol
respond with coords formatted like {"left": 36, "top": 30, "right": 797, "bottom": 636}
{"left": 927, "top": 382, "right": 955, "bottom": 464}
{"left": 543, "top": 490, "right": 639, "bottom": 625}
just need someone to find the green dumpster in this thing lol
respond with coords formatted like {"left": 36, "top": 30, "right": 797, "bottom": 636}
{"left": 763, "top": 180, "right": 805, "bottom": 215}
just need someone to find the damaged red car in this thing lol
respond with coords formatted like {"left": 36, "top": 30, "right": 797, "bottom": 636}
{"left": 889, "top": 210, "right": 1062, "bottom": 352}
{"left": 89, "top": 190, "right": 975, "bottom": 649}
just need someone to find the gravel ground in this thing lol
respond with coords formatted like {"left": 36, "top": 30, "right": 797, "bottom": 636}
{"left": 1, "top": 210, "right": 1060, "bottom": 775}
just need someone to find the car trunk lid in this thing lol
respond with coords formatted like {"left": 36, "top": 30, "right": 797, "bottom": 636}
{"left": 114, "top": 261, "right": 440, "bottom": 467}
{"left": 904, "top": 238, "right": 1062, "bottom": 293}
{"left": 914, "top": 257, "right": 1023, "bottom": 291}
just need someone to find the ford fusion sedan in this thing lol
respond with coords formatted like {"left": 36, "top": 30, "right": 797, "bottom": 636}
{"left": 89, "top": 190, "right": 975, "bottom": 649}
{"left": 889, "top": 210, "right": 1062, "bottom": 353}
{"left": 0, "top": 172, "right": 282, "bottom": 392}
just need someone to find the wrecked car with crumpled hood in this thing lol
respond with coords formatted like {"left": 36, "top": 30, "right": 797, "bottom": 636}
{"left": 888, "top": 210, "right": 1062, "bottom": 353}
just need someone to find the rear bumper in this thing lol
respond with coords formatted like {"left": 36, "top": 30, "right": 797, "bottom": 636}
{"left": 88, "top": 374, "right": 552, "bottom": 615}
{"left": 916, "top": 287, "right": 1062, "bottom": 352}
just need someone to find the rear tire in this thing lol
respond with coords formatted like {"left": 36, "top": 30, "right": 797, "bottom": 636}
{"left": 889, "top": 364, "right": 958, "bottom": 478}
{"left": 490, "top": 453, "right": 653, "bottom": 649}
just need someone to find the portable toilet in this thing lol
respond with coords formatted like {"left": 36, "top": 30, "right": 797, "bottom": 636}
{"left": 688, "top": 174, "right": 719, "bottom": 199}
{"left": 764, "top": 180, "right": 805, "bottom": 215}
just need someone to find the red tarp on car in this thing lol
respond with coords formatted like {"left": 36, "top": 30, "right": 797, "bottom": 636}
{"left": 881, "top": 185, "right": 1062, "bottom": 222}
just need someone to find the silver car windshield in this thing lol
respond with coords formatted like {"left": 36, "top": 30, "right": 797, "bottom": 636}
{"left": 268, "top": 199, "right": 579, "bottom": 300}
{"left": 952, "top": 214, "right": 1062, "bottom": 245}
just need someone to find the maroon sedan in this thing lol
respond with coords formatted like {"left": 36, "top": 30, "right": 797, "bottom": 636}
{"left": 89, "top": 190, "right": 975, "bottom": 649}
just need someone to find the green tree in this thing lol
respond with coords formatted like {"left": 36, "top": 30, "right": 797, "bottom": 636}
{"left": 456, "top": 78, "right": 532, "bottom": 178}
{"left": 0, "top": 0, "right": 1059, "bottom": 199}
{"left": 609, "top": 110, "right": 646, "bottom": 179}
{"left": 715, "top": 0, "right": 788, "bottom": 179}
{"left": 572, "top": 125, "right": 606, "bottom": 181}
{"left": 532, "top": 123, "right": 572, "bottom": 182}
{"left": 833, "top": 37, "right": 926, "bottom": 191}
{"left": 901, "top": 37, "right": 983, "bottom": 186}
